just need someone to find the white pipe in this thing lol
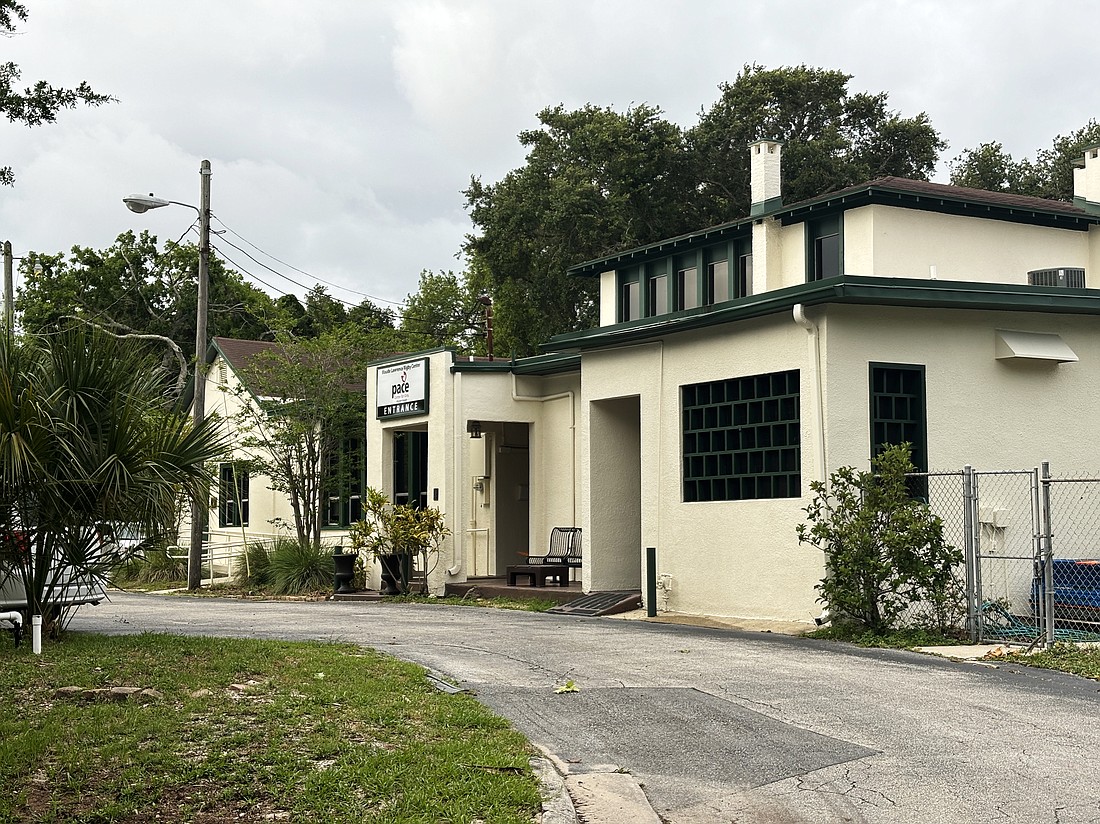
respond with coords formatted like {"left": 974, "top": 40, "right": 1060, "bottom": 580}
{"left": 448, "top": 366, "right": 463, "bottom": 577}
{"left": 32, "top": 614, "right": 42, "bottom": 655}
{"left": 792, "top": 304, "right": 827, "bottom": 484}
{"left": 0, "top": 610, "right": 21, "bottom": 646}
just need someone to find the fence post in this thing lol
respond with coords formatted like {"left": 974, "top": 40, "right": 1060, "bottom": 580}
{"left": 1040, "top": 462, "right": 1055, "bottom": 649}
{"left": 962, "top": 465, "right": 979, "bottom": 643}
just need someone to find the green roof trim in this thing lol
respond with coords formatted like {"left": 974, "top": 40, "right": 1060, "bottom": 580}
{"left": 543, "top": 276, "right": 1100, "bottom": 352}
{"left": 451, "top": 351, "right": 580, "bottom": 376}
{"left": 568, "top": 179, "right": 1100, "bottom": 277}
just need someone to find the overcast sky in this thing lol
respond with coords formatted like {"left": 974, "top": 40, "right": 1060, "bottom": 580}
{"left": 3, "top": 1, "right": 1097, "bottom": 314}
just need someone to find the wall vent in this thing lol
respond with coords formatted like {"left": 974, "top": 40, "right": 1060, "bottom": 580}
{"left": 1027, "top": 267, "right": 1086, "bottom": 288}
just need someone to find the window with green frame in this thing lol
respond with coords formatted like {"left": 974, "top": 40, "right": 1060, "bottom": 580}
{"left": 645, "top": 260, "right": 669, "bottom": 317}
{"left": 618, "top": 237, "right": 752, "bottom": 320}
{"left": 682, "top": 369, "right": 801, "bottom": 502}
{"left": 675, "top": 252, "right": 700, "bottom": 311}
{"left": 869, "top": 363, "right": 927, "bottom": 470}
{"left": 324, "top": 436, "right": 365, "bottom": 527}
{"left": 219, "top": 463, "right": 249, "bottom": 528}
{"left": 620, "top": 267, "right": 640, "bottom": 322}
{"left": 807, "top": 214, "right": 842, "bottom": 281}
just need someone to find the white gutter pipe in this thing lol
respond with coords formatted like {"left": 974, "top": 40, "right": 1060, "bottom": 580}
{"left": 793, "top": 304, "right": 827, "bottom": 484}
{"left": 0, "top": 611, "right": 23, "bottom": 647}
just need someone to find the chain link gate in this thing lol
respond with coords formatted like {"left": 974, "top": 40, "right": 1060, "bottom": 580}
{"left": 969, "top": 468, "right": 1045, "bottom": 645}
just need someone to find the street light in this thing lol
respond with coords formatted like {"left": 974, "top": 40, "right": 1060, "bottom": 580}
{"left": 123, "top": 159, "right": 212, "bottom": 590}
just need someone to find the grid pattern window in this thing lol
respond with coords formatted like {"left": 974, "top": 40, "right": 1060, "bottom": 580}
{"left": 869, "top": 364, "right": 927, "bottom": 471}
{"left": 219, "top": 463, "right": 249, "bottom": 528}
{"left": 682, "top": 370, "right": 801, "bottom": 502}
{"left": 808, "top": 215, "right": 842, "bottom": 281}
{"left": 324, "top": 436, "right": 366, "bottom": 527}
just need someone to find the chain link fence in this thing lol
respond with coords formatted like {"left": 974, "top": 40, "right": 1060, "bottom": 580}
{"left": 901, "top": 464, "right": 1100, "bottom": 647}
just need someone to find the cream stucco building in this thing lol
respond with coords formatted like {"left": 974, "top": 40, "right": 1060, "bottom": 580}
{"left": 367, "top": 142, "right": 1100, "bottom": 623}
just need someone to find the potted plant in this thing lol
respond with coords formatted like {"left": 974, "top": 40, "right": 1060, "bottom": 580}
{"left": 349, "top": 488, "right": 450, "bottom": 595}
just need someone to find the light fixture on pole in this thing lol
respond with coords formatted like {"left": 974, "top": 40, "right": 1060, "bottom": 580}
{"left": 123, "top": 159, "right": 212, "bottom": 590}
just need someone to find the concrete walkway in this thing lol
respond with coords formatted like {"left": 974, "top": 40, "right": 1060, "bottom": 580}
{"left": 70, "top": 594, "right": 1100, "bottom": 823}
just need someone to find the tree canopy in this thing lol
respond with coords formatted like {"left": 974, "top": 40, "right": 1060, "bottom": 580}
{"left": 16, "top": 232, "right": 398, "bottom": 395}
{"left": 1, "top": 0, "right": 114, "bottom": 186}
{"left": 464, "top": 65, "right": 946, "bottom": 354}
{"left": 949, "top": 119, "right": 1100, "bottom": 200}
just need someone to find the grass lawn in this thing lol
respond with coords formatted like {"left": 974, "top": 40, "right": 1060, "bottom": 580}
{"left": 0, "top": 633, "right": 541, "bottom": 823}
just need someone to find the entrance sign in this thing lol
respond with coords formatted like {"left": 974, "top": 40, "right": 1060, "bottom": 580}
{"left": 377, "top": 359, "right": 429, "bottom": 418}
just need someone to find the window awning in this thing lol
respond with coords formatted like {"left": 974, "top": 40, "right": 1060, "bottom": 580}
{"left": 995, "top": 330, "right": 1078, "bottom": 363}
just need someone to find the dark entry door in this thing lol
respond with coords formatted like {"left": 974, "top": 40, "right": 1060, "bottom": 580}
{"left": 394, "top": 431, "right": 428, "bottom": 508}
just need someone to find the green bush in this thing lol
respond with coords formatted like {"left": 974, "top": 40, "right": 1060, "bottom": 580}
{"left": 796, "top": 443, "right": 963, "bottom": 634}
{"left": 235, "top": 541, "right": 274, "bottom": 588}
{"left": 268, "top": 539, "right": 335, "bottom": 594}
{"left": 114, "top": 547, "right": 186, "bottom": 585}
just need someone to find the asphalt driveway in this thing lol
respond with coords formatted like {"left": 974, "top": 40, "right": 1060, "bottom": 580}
{"left": 70, "top": 594, "right": 1100, "bottom": 823}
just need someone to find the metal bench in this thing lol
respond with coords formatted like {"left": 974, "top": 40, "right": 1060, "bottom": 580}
{"left": 506, "top": 527, "right": 581, "bottom": 587}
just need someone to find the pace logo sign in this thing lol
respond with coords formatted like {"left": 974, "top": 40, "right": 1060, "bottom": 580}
{"left": 376, "top": 359, "right": 428, "bottom": 418}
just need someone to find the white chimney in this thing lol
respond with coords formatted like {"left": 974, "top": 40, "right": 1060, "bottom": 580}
{"left": 1073, "top": 144, "right": 1100, "bottom": 214}
{"left": 749, "top": 140, "right": 783, "bottom": 216}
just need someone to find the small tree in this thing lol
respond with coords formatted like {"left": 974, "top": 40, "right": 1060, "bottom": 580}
{"left": 229, "top": 329, "right": 386, "bottom": 548}
{"left": 796, "top": 443, "right": 961, "bottom": 634}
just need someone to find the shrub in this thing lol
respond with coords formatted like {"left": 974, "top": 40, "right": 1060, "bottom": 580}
{"left": 235, "top": 542, "right": 274, "bottom": 589}
{"left": 268, "top": 539, "right": 335, "bottom": 595}
{"left": 114, "top": 547, "right": 186, "bottom": 585}
{"left": 796, "top": 443, "right": 963, "bottom": 634}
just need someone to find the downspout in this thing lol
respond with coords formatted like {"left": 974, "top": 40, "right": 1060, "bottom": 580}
{"left": 447, "top": 366, "right": 465, "bottom": 576}
{"left": 792, "top": 304, "right": 826, "bottom": 484}
{"left": 511, "top": 374, "right": 577, "bottom": 526}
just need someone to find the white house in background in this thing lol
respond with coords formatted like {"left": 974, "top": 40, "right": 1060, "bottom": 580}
{"left": 192, "top": 337, "right": 365, "bottom": 565}
{"left": 368, "top": 141, "right": 1100, "bottom": 623}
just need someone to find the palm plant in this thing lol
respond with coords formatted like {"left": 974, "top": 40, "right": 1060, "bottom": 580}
{"left": 0, "top": 326, "right": 226, "bottom": 628}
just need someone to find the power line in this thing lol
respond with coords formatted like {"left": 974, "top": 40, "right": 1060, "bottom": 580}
{"left": 210, "top": 215, "right": 405, "bottom": 307}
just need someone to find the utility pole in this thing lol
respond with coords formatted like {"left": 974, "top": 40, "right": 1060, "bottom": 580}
{"left": 477, "top": 294, "right": 494, "bottom": 361}
{"left": 188, "top": 159, "right": 212, "bottom": 590}
{"left": 3, "top": 240, "right": 12, "bottom": 331}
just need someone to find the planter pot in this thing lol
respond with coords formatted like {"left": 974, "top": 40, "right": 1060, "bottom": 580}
{"left": 333, "top": 552, "right": 357, "bottom": 594}
{"left": 378, "top": 553, "right": 412, "bottom": 595}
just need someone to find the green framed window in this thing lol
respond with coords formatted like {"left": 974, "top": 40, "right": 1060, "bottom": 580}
{"left": 869, "top": 363, "right": 927, "bottom": 471}
{"left": 682, "top": 370, "right": 801, "bottom": 502}
{"left": 619, "top": 267, "right": 641, "bottom": 322}
{"left": 324, "top": 436, "right": 365, "bottom": 527}
{"left": 645, "top": 260, "right": 670, "bottom": 317}
{"left": 617, "top": 237, "right": 751, "bottom": 321}
{"left": 675, "top": 252, "right": 700, "bottom": 311}
{"left": 807, "top": 214, "right": 842, "bottom": 281}
{"left": 219, "top": 463, "right": 249, "bottom": 528}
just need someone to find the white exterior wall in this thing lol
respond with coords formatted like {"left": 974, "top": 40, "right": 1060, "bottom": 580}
{"left": 847, "top": 205, "right": 1090, "bottom": 283}
{"left": 823, "top": 304, "right": 1100, "bottom": 473}
{"left": 599, "top": 270, "right": 617, "bottom": 325}
{"left": 581, "top": 316, "right": 826, "bottom": 622}
{"left": 365, "top": 352, "right": 580, "bottom": 590}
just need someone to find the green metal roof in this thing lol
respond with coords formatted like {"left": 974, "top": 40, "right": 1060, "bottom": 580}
{"left": 543, "top": 275, "right": 1100, "bottom": 353}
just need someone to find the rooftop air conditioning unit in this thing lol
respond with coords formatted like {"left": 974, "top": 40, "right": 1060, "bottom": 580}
{"left": 1027, "top": 267, "right": 1086, "bottom": 288}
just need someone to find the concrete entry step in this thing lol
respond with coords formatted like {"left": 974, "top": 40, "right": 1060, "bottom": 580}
{"left": 547, "top": 591, "right": 642, "bottom": 617}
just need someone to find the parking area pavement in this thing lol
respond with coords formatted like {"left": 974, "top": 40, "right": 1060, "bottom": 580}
{"left": 71, "top": 593, "right": 1100, "bottom": 823}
